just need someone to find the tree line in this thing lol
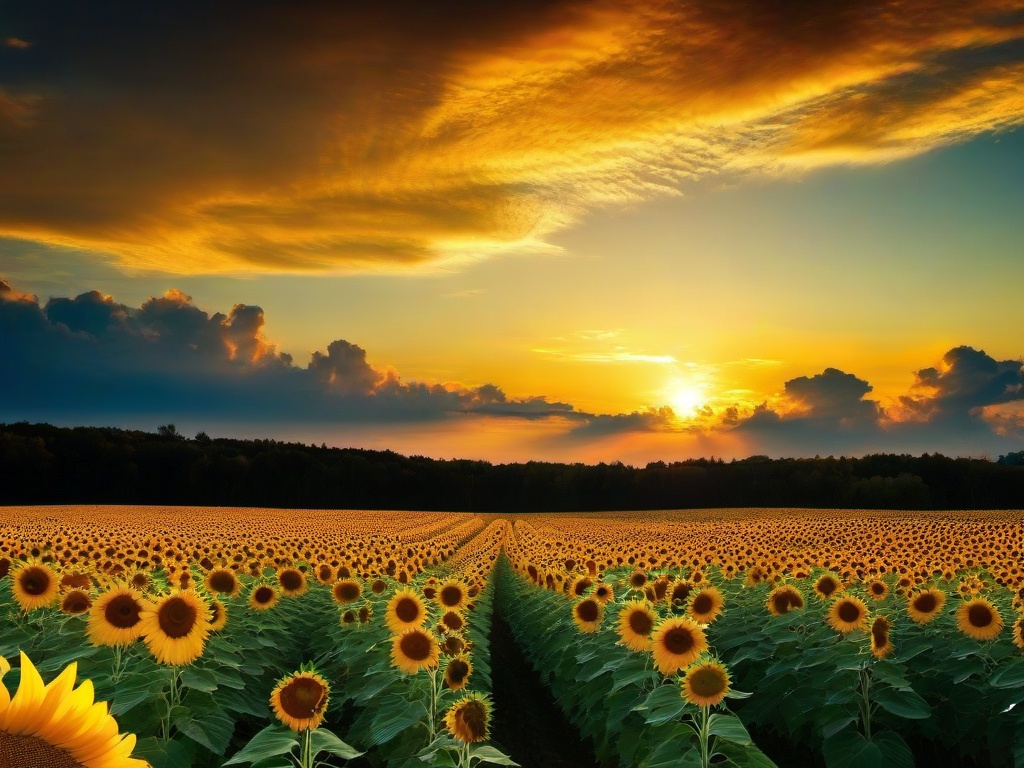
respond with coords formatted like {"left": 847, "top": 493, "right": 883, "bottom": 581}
{"left": 1, "top": 422, "right": 1022, "bottom": 511}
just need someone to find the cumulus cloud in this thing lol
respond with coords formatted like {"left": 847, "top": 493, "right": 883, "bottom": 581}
{"left": 3, "top": 280, "right": 1023, "bottom": 458}
{"left": 1, "top": 2, "right": 1023, "bottom": 273}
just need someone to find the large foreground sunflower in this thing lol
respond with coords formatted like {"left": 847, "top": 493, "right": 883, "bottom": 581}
{"left": 0, "top": 652, "right": 149, "bottom": 767}
{"left": 826, "top": 596, "right": 869, "bottom": 634}
{"left": 444, "top": 692, "right": 491, "bottom": 743}
{"left": 956, "top": 597, "right": 1003, "bottom": 642}
{"left": 11, "top": 562, "right": 60, "bottom": 612}
{"left": 391, "top": 628, "right": 440, "bottom": 675}
{"left": 617, "top": 600, "right": 657, "bottom": 651}
{"left": 651, "top": 617, "right": 708, "bottom": 675}
{"left": 87, "top": 587, "right": 148, "bottom": 647}
{"left": 140, "top": 590, "right": 212, "bottom": 665}
{"left": 906, "top": 588, "right": 945, "bottom": 624}
{"left": 681, "top": 658, "right": 731, "bottom": 707}
{"left": 270, "top": 670, "right": 330, "bottom": 731}
{"left": 385, "top": 588, "right": 428, "bottom": 633}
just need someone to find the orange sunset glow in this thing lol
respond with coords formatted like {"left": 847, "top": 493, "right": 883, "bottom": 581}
{"left": 2, "top": 1, "right": 1023, "bottom": 463}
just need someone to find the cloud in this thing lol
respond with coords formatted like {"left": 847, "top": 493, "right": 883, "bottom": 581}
{"left": 3, "top": 280, "right": 1023, "bottom": 459}
{"left": 533, "top": 347, "right": 677, "bottom": 364}
{"left": 1, "top": 2, "right": 1023, "bottom": 273}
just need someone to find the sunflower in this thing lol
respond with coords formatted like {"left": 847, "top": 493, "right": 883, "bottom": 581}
{"left": 0, "top": 652, "right": 148, "bottom": 767}
{"left": 386, "top": 588, "right": 429, "bottom": 633}
{"left": 444, "top": 656, "right": 473, "bottom": 691}
{"left": 60, "top": 589, "right": 93, "bottom": 616}
{"left": 956, "top": 597, "right": 1003, "bottom": 642}
{"left": 208, "top": 598, "right": 228, "bottom": 632}
{"left": 670, "top": 580, "right": 694, "bottom": 608}
{"left": 628, "top": 570, "right": 648, "bottom": 590}
{"left": 436, "top": 580, "right": 469, "bottom": 611}
{"left": 1012, "top": 614, "right": 1024, "bottom": 651}
{"left": 140, "top": 590, "right": 212, "bottom": 665}
{"left": 249, "top": 584, "right": 280, "bottom": 611}
{"left": 440, "top": 633, "right": 467, "bottom": 657}
{"left": 440, "top": 610, "right": 466, "bottom": 633}
{"left": 270, "top": 670, "right": 330, "bottom": 731}
{"left": 572, "top": 598, "right": 604, "bottom": 633}
{"left": 766, "top": 585, "right": 805, "bottom": 616}
{"left": 688, "top": 586, "right": 724, "bottom": 624}
{"left": 204, "top": 568, "right": 240, "bottom": 598}
{"left": 87, "top": 587, "right": 148, "bottom": 647}
{"left": 11, "top": 562, "right": 60, "bottom": 612}
{"left": 444, "top": 692, "right": 491, "bottom": 743}
{"left": 593, "top": 583, "right": 615, "bottom": 604}
{"left": 391, "top": 628, "right": 440, "bottom": 674}
{"left": 814, "top": 574, "right": 843, "bottom": 600}
{"left": 340, "top": 609, "right": 357, "bottom": 625}
{"left": 332, "top": 579, "right": 363, "bottom": 606}
{"left": 906, "top": 588, "right": 945, "bottom": 624}
{"left": 681, "top": 658, "right": 731, "bottom": 708}
{"left": 866, "top": 579, "right": 889, "bottom": 600}
{"left": 827, "top": 596, "right": 869, "bottom": 634}
{"left": 651, "top": 617, "right": 708, "bottom": 675}
{"left": 358, "top": 603, "right": 373, "bottom": 625}
{"left": 617, "top": 600, "right": 657, "bottom": 652}
{"left": 277, "top": 567, "right": 307, "bottom": 597}
{"left": 569, "top": 576, "right": 593, "bottom": 598}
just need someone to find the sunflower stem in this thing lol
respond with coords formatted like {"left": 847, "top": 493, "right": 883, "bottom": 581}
{"left": 299, "top": 728, "right": 313, "bottom": 768}
{"left": 858, "top": 666, "right": 872, "bottom": 741}
{"left": 427, "top": 666, "right": 439, "bottom": 741}
{"left": 697, "top": 703, "right": 711, "bottom": 768}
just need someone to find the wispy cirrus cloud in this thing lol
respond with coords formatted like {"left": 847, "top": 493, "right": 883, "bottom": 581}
{"left": 1, "top": 2, "right": 1023, "bottom": 274}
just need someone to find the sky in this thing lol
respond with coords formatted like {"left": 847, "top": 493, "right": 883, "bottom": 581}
{"left": 2, "top": 1, "right": 1024, "bottom": 465}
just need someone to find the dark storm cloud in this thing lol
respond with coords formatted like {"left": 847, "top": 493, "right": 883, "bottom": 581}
{"left": 1, "top": 1, "right": 1023, "bottom": 273}
{"left": 0, "top": 279, "right": 580, "bottom": 425}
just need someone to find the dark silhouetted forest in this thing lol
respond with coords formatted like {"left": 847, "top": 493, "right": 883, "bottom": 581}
{"left": 1, "top": 422, "right": 1022, "bottom": 511}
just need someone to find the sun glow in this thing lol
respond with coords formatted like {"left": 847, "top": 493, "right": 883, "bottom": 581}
{"left": 666, "top": 382, "right": 707, "bottom": 417}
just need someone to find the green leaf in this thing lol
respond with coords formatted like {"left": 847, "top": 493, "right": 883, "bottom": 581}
{"left": 873, "top": 732, "right": 914, "bottom": 768}
{"left": 717, "top": 741, "right": 779, "bottom": 768}
{"left": 132, "top": 736, "right": 193, "bottom": 768}
{"left": 180, "top": 665, "right": 219, "bottom": 693}
{"left": 821, "top": 716, "right": 857, "bottom": 740}
{"left": 310, "top": 728, "right": 363, "bottom": 760}
{"left": 991, "top": 660, "right": 1024, "bottom": 689}
{"left": 469, "top": 745, "right": 520, "bottom": 766}
{"left": 223, "top": 724, "right": 297, "bottom": 765}
{"left": 365, "top": 698, "right": 425, "bottom": 747}
{"left": 173, "top": 710, "right": 235, "bottom": 756}
{"left": 708, "top": 713, "right": 752, "bottom": 746}
{"left": 873, "top": 685, "right": 930, "bottom": 719}
{"left": 823, "top": 731, "right": 883, "bottom": 768}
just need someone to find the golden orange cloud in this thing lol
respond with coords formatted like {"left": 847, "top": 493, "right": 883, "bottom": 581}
{"left": 1, "top": 1, "right": 1023, "bottom": 273}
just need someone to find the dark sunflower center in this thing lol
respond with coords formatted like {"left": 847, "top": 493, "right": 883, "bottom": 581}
{"left": 358, "top": 607, "right": 371, "bottom": 622}
{"left": 871, "top": 620, "right": 890, "bottom": 647}
{"left": 837, "top": 601, "right": 861, "bottom": 623}
{"left": 913, "top": 593, "right": 937, "bottom": 612}
{"left": 19, "top": 567, "right": 50, "bottom": 595}
{"left": 372, "top": 580, "right": 387, "bottom": 594}
{"left": 662, "top": 626, "right": 695, "bottom": 655}
{"left": 209, "top": 571, "right": 237, "bottom": 594}
{"left": 630, "top": 573, "right": 647, "bottom": 588}
{"left": 400, "top": 631, "right": 432, "bottom": 661}
{"left": 440, "top": 586, "right": 463, "bottom": 607}
{"left": 442, "top": 636, "right": 465, "bottom": 655}
{"left": 210, "top": 602, "right": 223, "bottom": 624}
{"left": 158, "top": 596, "right": 198, "bottom": 638}
{"left": 672, "top": 584, "right": 693, "bottom": 604}
{"left": 576, "top": 599, "right": 599, "bottom": 623}
{"left": 279, "top": 570, "right": 303, "bottom": 591}
{"left": 62, "top": 573, "right": 91, "bottom": 589}
{"left": 457, "top": 701, "right": 488, "bottom": 740}
{"left": 443, "top": 612, "right": 464, "bottom": 630}
{"left": 692, "top": 593, "right": 713, "bottom": 614}
{"left": 689, "top": 666, "right": 728, "bottom": 698}
{"left": 395, "top": 597, "right": 421, "bottom": 623}
{"left": 628, "top": 609, "right": 654, "bottom": 635}
{"left": 132, "top": 573, "right": 150, "bottom": 589}
{"left": 0, "top": 732, "right": 85, "bottom": 768}
{"left": 871, "top": 583, "right": 885, "bottom": 595}
{"left": 818, "top": 579, "right": 837, "bottom": 596}
{"left": 341, "top": 610, "right": 356, "bottom": 623}
{"left": 62, "top": 592, "right": 91, "bottom": 613}
{"left": 279, "top": 677, "right": 326, "bottom": 719}
{"left": 254, "top": 586, "right": 275, "bottom": 604}
{"left": 447, "top": 659, "right": 470, "bottom": 683}
{"left": 336, "top": 581, "right": 360, "bottom": 602}
{"left": 968, "top": 604, "right": 993, "bottom": 628}
{"left": 105, "top": 593, "right": 143, "bottom": 628}
{"left": 772, "top": 593, "right": 792, "bottom": 613}
{"left": 573, "top": 578, "right": 592, "bottom": 596}
{"left": 318, "top": 565, "right": 332, "bottom": 581}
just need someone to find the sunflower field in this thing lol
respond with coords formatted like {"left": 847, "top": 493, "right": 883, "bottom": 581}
{"left": 2, "top": 505, "right": 1024, "bottom": 768}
